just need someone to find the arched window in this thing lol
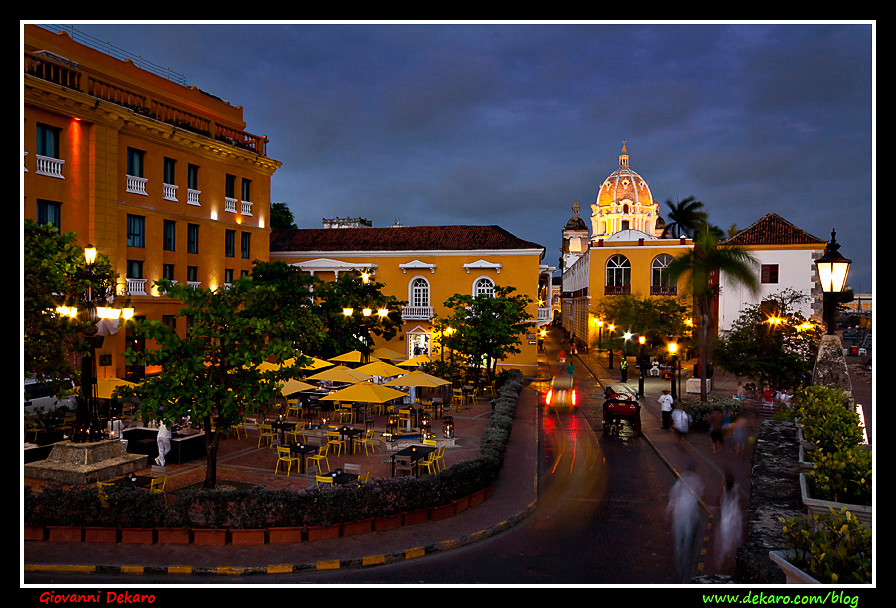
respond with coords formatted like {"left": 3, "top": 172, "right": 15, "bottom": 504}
{"left": 651, "top": 254, "right": 677, "bottom": 295}
{"left": 410, "top": 277, "right": 430, "bottom": 308}
{"left": 605, "top": 254, "right": 630, "bottom": 294}
{"left": 474, "top": 277, "right": 495, "bottom": 298}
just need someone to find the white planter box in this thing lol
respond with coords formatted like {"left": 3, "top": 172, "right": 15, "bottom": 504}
{"left": 799, "top": 472, "right": 871, "bottom": 528}
{"left": 769, "top": 550, "right": 822, "bottom": 584}
{"left": 685, "top": 377, "right": 710, "bottom": 393}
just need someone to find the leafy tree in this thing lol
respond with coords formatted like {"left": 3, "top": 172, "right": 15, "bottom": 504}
{"left": 311, "top": 270, "right": 405, "bottom": 361}
{"left": 435, "top": 285, "right": 533, "bottom": 386}
{"left": 270, "top": 202, "right": 298, "bottom": 229}
{"left": 666, "top": 223, "right": 759, "bottom": 402}
{"left": 249, "top": 260, "right": 325, "bottom": 355}
{"left": 661, "top": 196, "right": 708, "bottom": 238}
{"left": 714, "top": 288, "right": 822, "bottom": 394}
{"left": 592, "top": 293, "right": 693, "bottom": 355}
{"left": 121, "top": 277, "right": 300, "bottom": 489}
{"left": 24, "top": 219, "right": 118, "bottom": 395}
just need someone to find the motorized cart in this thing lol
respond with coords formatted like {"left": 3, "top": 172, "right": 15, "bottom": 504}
{"left": 602, "top": 392, "right": 642, "bottom": 437}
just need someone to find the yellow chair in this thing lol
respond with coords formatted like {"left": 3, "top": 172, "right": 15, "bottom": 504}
{"left": 419, "top": 449, "right": 439, "bottom": 475}
{"left": 257, "top": 424, "right": 276, "bottom": 448}
{"left": 315, "top": 474, "right": 334, "bottom": 487}
{"left": 358, "top": 472, "right": 370, "bottom": 483}
{"left": 229, "top": 419, "right": 247, "bottom": 439}
{"left": 286, "top": 422, "right": 307, "bottom": 444}
{"left": 398, "top": 408, "right": 413, "bottom": 428}
{"left": 338, "top": 404, "right": 355, "bottom": 424}
{"left": 326, "top": 431, "right": 346, "bottom": 457}
{"left": 354, "top": 428, "right": 376, "bottom": 455}
{"left": 451, "top": 388, "right": 467, "bottom": 410}
{"left": 432, "top": 445, "right": 446, "bottom": 473}
{"left": 286, "top": 399, "right": 302, "bottom": 420}
{"left": 423, "top": 439, "right": 437, "bottom": 446}
{"left": 274, "top": 445, "right": 299, "bottom": 476}
{"left": 96, "top": 481, "right": 114, "bottom": 500}
{"left": 307, "top": 443, "right": 330, "bottom": 474}
{"left": 150, "top": 475, "right": 167, "bottom": 494}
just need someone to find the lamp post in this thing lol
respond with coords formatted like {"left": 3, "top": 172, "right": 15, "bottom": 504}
{"left": 637, "top": 335, "right": 647, "bottom": 398}
{"left": 60, "top": 244, "right": 134, "bottom": 443}
{"left": 667, "top": 342, "right": 679, "bottom": 400}
{"left": 607, "top": 323, "right": 615, "bottom": 369}
{"left": 815, "top": 229, "right": 852, "bottom": 334}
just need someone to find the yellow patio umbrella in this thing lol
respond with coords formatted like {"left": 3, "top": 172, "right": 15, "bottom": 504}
{"left": 318, "top": 381, "right": 407, "bottom": 404}
{"left": 397, "top": 353, "right": 432, "bottom": 367}
{"left": 328, "top": 350, "right": 379, "bottom": 365}
{"left": 95, "top": 377, "right": 139, "bottom": 399}
{"left": 306, "top": 365, "right": 372, "bottom": 384}
{"left": 371, "top": 347, "right": 406, "bottom": 361}
{"left": 293, "top": 356, "right": 333, "bottom": 372}
{"left": 280, "top": 378, "right": 316, "bottom": 396}
{"left": 383, "top": 370, "right": 451, "bottom": 388}
{"left": 356, "top": 360, "right": 407, "bottom": 378}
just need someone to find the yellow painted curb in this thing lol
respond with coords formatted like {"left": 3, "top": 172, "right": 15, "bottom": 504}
{"left": 26, "top": 564, "right": 95, "bottom": 573}
{"left": 121, "top": 566, "right": 144, "bottom": 575}
{"left": 405, "top": 547, "right": 425, "bottom": 559}
{"left": 168, "top": 565, "right": 192, "bottom": 575}
{"left": 267, "top": 564, "right": 294, "bottom": 574}
{"left": 316, "top": 559, "right": 340, "bottom": 570}
{"left": 362, "top": 555, "right": 385, "bottom": 566}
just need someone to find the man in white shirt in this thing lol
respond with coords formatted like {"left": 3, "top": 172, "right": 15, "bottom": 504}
{"left": 658, "top": 389, "right": 674, "bottom": 430}
{"left": 156, "top": 421, "right": 171, "bottom": 467}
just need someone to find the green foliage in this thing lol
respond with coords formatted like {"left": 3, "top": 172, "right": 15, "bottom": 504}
{"left": 435, "top": 286, "right": 533, "bottom": 384}
{"left": 311, "top": 270, "right": 405, "bottom": 360}
{"left": 793, "top": 386, "right": 863, "bottom": 453}
{"left": 780, "top": 507, "right": 871, "bottom": 584}
{"left": 269, "top": 202, "right": 298, "bottom": 230}
{"left": 809, "top": 445, "right": 872, "bottom": 505}
{"left": 715, "top": 289, "right": 822, "bottom": 393}
{"left": 592, "top": 294, "right": 693, "bottom": 354}
{"left": 23, "top": 219, "right": 119, "bottom": 392}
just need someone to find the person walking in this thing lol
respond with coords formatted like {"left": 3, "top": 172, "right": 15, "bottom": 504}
{"left": 155, "top": 421, "right": 171, "bottom": 467}
{"left": 659, "top": 389, "right": 674, "bottom": 430}
{"left": 666, "top": 462, "right": 704, "bottom": 580}
{"left": 709, "top": 408, "right": 725, "bottom": 456}
{"left": 671, "top": 403, "right": 691, "bottom": 449}
{"left": 714, "top": 471, "right": 744, "bottom": 570}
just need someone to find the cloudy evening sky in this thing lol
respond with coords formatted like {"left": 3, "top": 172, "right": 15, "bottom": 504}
{"left": 31, "top": 21, "right": 875, "bottom": 292}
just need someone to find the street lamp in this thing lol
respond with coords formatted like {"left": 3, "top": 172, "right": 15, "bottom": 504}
{"left": 667, "top": 342, "right": 679, "bottom": 400}
{"left": 637, "top": 335, "right": 647, "bottom": 398}
{"left": 815, "top": 229, "right": 852, "bottom": 334}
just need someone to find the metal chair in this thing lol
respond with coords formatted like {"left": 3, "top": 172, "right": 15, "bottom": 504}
{"left": 326, "top": 430, "right": 346, "bottom": 457}
{"left": 315, "top": 474, "right": 334, "bottom": 487}
{"left": 149, "top": 474, "right": 167, "bottom": 494}
{"left": 354, "top": 428, "right": 376, "bottom": 455}
{"left": 274, "top": 445, "right": 299, "bottom": 476}
{"left": 257, "top": 424, "right": 276, "bottom": 449}
{"left": 306, "top": 443, "right": 330, "bottom": 474}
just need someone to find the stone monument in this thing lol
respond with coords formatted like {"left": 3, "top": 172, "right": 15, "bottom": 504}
{"left": 24, "top": 439, "right": 147, "bottom": 484}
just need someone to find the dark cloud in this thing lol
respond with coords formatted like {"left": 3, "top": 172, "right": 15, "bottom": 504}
{"left": 48, "top": 22, "right": 874, "bottom": 291}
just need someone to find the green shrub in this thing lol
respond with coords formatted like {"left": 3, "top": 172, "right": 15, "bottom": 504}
{"left": 780, "top": 507, "right": 871, "bottom": 584}
{"left": 808, "top": 445, "right": 872, "bottom": 505}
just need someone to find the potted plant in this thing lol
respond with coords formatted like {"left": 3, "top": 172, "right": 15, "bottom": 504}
{"left": 227, "top": 486, "right": 269, "bottom": 545}
{"left": 800, "top": 444, "right": 872, "bottom": 528}
{"left": 772, "top": 507, "right": 871, "bottom": 584}
{"left": 305, "top": 486, "right": 342, "bottom": 541}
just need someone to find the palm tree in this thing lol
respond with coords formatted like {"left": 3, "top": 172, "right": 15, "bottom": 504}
{"left": 666, "top": 223, "right": 759, "bottom": 402}
{"left": 661, "top": 196, "right": 708, "bottom": 238}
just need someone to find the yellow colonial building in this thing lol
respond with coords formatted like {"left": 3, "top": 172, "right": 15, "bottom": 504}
{"left": 561, "top": 145, "right": 693, "bottom": 345}
{"left": 269, "top": 224, "right": 551, "bottom": 372}
{"left": 23, "top": 25, "right": 281, "bottom": 379}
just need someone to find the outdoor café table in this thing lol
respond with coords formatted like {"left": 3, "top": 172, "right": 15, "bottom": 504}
{"left": 329, "top": 471, "right": 360, "bottom": 486}
{"left": 111, "top": 475, "right": 154, "bottom": 489}
{"left": 391, "top": 444, "right": 436, "bottom": 477}
{"left": 288, "top": 443, "right": 318, "bottom": 474}
{"left": 271, "top": 420, "right": 296, "bottom": 445}
{"left": 338, "top": 426, "right": 363, "bottom": 454}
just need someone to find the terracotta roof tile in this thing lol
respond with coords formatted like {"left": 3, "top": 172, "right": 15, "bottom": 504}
{"left": 721, "top": 213, "right": 827, "bottom": 247}
{"left": 270, "top": 225, "right": 544, "bottom": 253}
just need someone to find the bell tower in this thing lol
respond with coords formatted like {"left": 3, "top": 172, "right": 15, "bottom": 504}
{"left": 561, "top": 200, "right": 590, "bottom": 270}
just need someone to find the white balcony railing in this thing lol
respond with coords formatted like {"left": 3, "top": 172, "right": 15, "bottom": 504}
{"left": 126, "top": 175, "right": 148, "bottom": 195}
{"left": 402, "top": 305, "right": 434, "bottom": 320}
{"left": 35, "top": 155, "right": 65, "bottom": 179}
{"left": 162, "top": 182, "right": 178, "bottom": 202}
{"left": 126, "top": 278, "right": 147, "bottom": 295}
{"left": 187, "top": 188, "right": 201, "bottom": 206}
{"left": 538, "top": 307, "right": 551, "bottom": 322}
{"left": 224, "top": 197, "right": 238, "bottom": 213}
{"left": 240, "top": 200, "right": 253, "bottom": 216}
{"left": 187, "top": 281, "right": 201, "bottom": 290}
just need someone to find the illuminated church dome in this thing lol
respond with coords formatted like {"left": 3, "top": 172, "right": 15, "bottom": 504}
{"left": 590, "top": 142, "right": 660, "bottom": 238}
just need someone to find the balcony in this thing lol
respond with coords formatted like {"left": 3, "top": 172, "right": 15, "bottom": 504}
{"left": 604, "top": 285, "right": 631, "bottom": 296}
{"left": 650, "top": 285, "right": 678, "bottom": 296}
{"left": 35, "top": 155, "right": 65, "bottom": 179}
{"left": 537, "top": 307, "right": 551, "bottom": 323}
{"left": 162, "top": 183, "right": 178, "bottom": 202}
{"left": 402, "top": 305, "right": 434, "bottom": 321}
{"left": 126, "top": 278, "right": 147, "bottom": 295}
{"left": 187, "top": 189, "right": 201, "bottom": 206}
{"left": 126, "top": 175, "right": 148, "bottom": 196}
{"left": 240, "top": 200, "right": 253, "bottom": 216}
{"left": 224, "top": 197, "right": 238, "bottom": 213}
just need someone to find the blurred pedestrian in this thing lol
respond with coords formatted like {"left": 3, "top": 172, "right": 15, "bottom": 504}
{"left": 714, "top": 471, "right": 744, "bottom": 568}
{"left": 566, "top": 360, "right": 575, "bottom": 380}
{"left": 659, "top": 389, "right": 674, "bottom": 430}
{"left": 709, "top": 408, "right": 725, "bottom": 456}
{"left": 735, "top": 382, "right": 746, "bottom": 401}
{"left": 671, "top": 402, "right": 691, "bottom": 448}
{"left": 155, "top": 421, "right": 171, "bottom": 467}
{"left": 730, "top": 414, "right": 749, "bottom": 461}
{"left": 667, "top": 462, "right": 704, "bottom": 580}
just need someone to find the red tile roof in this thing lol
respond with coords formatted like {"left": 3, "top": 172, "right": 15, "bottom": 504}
{"left": 721, "top": 213, "right": 827, "bottom": 247}
{"left": 270, "top": 225, "right": 544, "bottom": 254}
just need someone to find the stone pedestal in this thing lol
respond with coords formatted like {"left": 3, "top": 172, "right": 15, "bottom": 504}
{"left": 24, "top": 439, "right": 147, "bottom": 484}
{"left": 812, "top": 334, "right": 854, "bottom": 408}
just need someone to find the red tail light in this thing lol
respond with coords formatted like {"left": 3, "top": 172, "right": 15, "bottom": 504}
{"left": 571, "top": 389, "right": 578, "bottom": 406}
{"left": 546, "top": 389, "right": 553, "bottom": 405}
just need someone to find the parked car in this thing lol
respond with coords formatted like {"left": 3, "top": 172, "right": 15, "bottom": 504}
{"left": 24, "top": 377, "right": 76, "bottom": 415}
{"left": 545, "top": 375, "right": 577, "bottom": 409}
